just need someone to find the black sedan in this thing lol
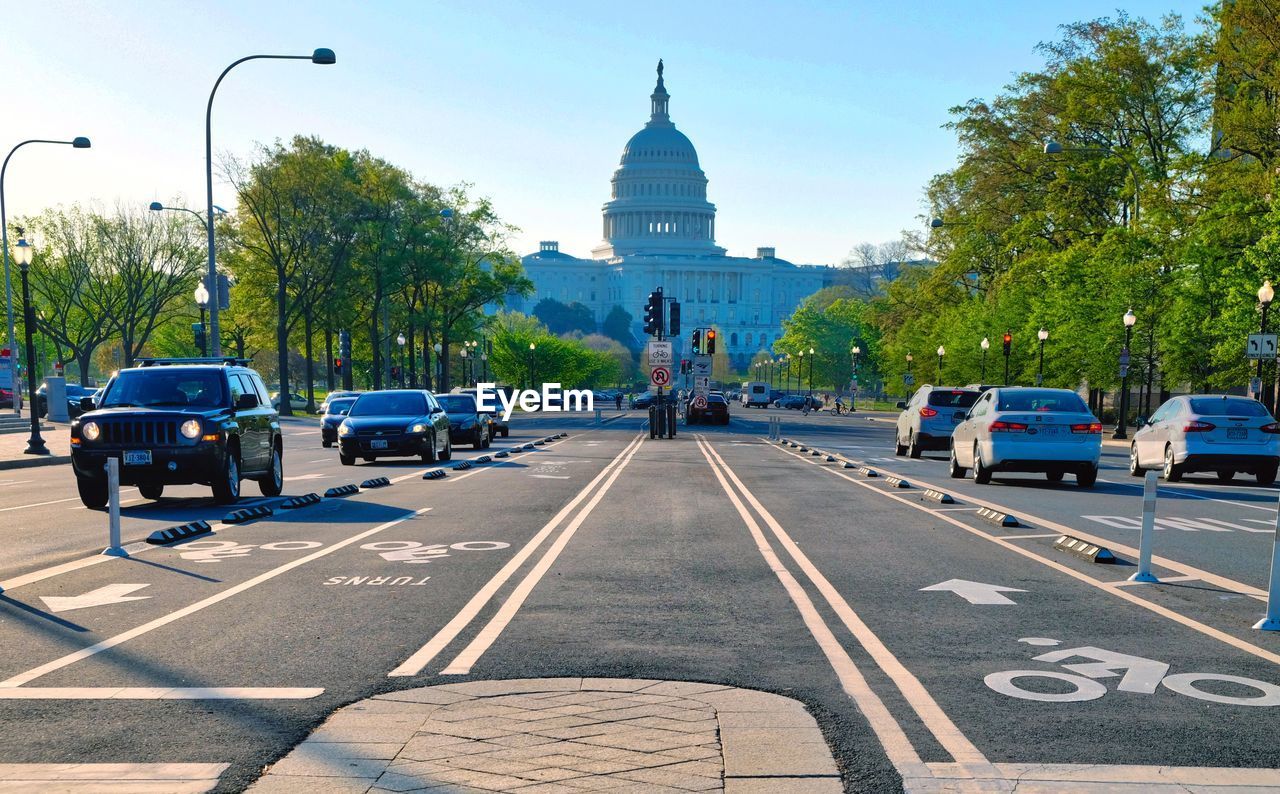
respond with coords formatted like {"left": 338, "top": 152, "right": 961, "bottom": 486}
{"left": 459, "top": 388, "right": 509, "bottom": 438}
{"left": 336, "top": 390, "right": 452, "bottom": 465}
{"left": 686, "top": 393, "right": 730, "bottom": 425}
{"left": 320, "top": 396, "right": 358, "bottom": 448}
{"left": 631, "top": 392, "right": 659, "bottom": 409}
{"left": 436, "top": 393, "right": 493, "bottom": 449}
{"left": 37, "top": 382, "right": 98, "bottom": 419}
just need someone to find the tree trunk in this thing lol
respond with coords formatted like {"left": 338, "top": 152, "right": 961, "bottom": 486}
{"left": 325, "top": 328, "right": 334, "bottom": 392}
{"left": 276, "top": 272, "right": 292, "bottom": 417}
{"left": 407, "top": 322, "right": 416, "bottom": 388}
{"left": 303, "top": 308, "right": 315, "bottom": 413}
{"left": 440, "top": 338, "right": 451, "bottom": 391}
{"left": 369, "top": 307, "right": 382, "bottom": 391}
{"left": 78, "top": 349, "right": 93, "bottom": 386}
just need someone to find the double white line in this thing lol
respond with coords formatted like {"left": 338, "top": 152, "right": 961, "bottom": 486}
{"left": 694, "top": 434, "right": 990, "bottom": 772}
{"left": 389, "top": 434, "right": 646, "bottom": 677}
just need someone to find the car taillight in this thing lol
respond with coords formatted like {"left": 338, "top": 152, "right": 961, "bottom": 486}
{"left": 1183, "top": 421, "right": 1215, "bottom": 433}
{"left": 919, "top": 407, "right": 938, "bottom": 418}
{"left": 1071, "top": 422, "right": 1103, "bottom": 434}
{"left": 989, "top": 420, "right": 1027, "bottom": 432}
{"left": 1261, "top": 423, "right": 1280, "bottom": 434}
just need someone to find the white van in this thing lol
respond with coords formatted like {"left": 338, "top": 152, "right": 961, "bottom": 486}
{"left": 741, "top": 381, "right": 770, "bottom": 407}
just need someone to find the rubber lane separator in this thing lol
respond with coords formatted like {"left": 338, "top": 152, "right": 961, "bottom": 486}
{"left": 976, "top": 506, "right": 1020, "bottom": 528}
{"left": 453, "top": 461, "right": 473, "bottom": 471}
{"left": 324, "top": 484, "right": 360, "bottom": 498}
{"left": 494, "top": 450, "right": 509, "bottom": 458}
{"left": 221, "top": 505, "right": 273, "bottom": 525}
{"left": 1053, "top": 534, "right": 1118, "bottom": 564}
{"left": 360, "top": 476, "right": 391, "bottom": 489}
{"left": 279, "top": 493, "right": 321, "bottom": 509}
{"left": 883, "top": 475, "right": 911, "bottom": 489}
{"left": 145, "top": 520, "right": 212, "bottom": 545}
{"left": 422, "top": 469, "right": 448, "bottom": 480}
{"left": 475, "top": 455, "right": 492, "bottom": 464}
{"left": 921, "top": 489, "right": 956, "bottom": 505}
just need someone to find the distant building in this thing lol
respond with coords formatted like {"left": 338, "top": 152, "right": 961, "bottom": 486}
{"left": 503, "top": 61, "right": 830, "bottom": 369}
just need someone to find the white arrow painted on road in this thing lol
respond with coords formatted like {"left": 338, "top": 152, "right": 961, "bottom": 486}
{"left": 919, "top": 579, "right": 1025, "bottom": 605}
{"left": 40, "top": 584, "right": 152, "bottom": 613}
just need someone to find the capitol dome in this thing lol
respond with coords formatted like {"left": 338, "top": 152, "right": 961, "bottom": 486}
{"left": 592, "top": 61, "right": 724, "bottom": 259}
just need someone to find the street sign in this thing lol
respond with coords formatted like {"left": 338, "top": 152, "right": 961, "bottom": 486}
{"left": 692, "top": 355, "right": 712, "bottom": 377}
{"left": 646, "top": 340, "right": 674, "bottom": 368}
{"left": 650, "top": 366, "right": 671, "bottom": 388}
{"left": 694, "top": 375, "right": 709, "bottom": 396}
{"left": 1118, "top": 349, "right": 1131, "bottom": 366}
{"left": 692, "top": 395, "right": 708, "bottom": 410}
{"left": 1248, "top": 333, "right": 1278, "bottom": 360}
{"left": 903, "top": 373, "right": 915, "bottom": 386}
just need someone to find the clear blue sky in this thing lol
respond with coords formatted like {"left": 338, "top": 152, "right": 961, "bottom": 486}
{"left": 3, "top": 0, "right": 1205, "bottom": 266}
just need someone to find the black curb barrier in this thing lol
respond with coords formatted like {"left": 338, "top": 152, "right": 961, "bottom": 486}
{"left": 843, "top": 461, "right": 857, "bottom": 469}
{"left": 1053, "top": 534, "right": 1117, "bottom": 563}
{"left": 494, "top": 451, "right": 509, "bottom": 458}
{"left": 921, "top": 489, "right": 956, "bottom": 505}
{"left": 279, "top": 493, "right": 321, "bottom": 509}
{"left": 798, "top": 446, "right": 809, "bottom": 452}
{"left": 523, "top": 443, "right": 536, "bottom": 450}
{"left": 535, "top": 440, "right": 546, "bottom": 445}
{"left": 360, "top": 476, "right": 391, "bottom": 489}
{"left": 453, "top": 461, "right": 473, "bottom": 471}
{"left": 884, "top": 475, "right": 911, "bottom": 489}
{"left": 825, "top": 455, "right": 837, "bottom": 462}
{"left": 222, "top": 505, "right": 274, "bottom": 524}
{"left": 146, "top": 520, "right": 211, "bottom": 545}
{"left": 810, "top": 450, "right": 822, "bottom": 457}
{"left": 422, "top": 469, "right": 447, "bottom": 480}
{"left": 857, "top": 466, "right": 879, "bottom": 477}
{"left": 324, "top": 484, "right": 360, "bottom": 498}
{"left": 976, "top": 507, "right": 1020, "bottom": 527}
{"left": 475, "top": 455, "right": 492, "bottom": 464}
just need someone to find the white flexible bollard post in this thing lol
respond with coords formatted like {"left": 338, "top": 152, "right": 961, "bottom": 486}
{"left": 1128, "top": 470, "right": 1159, "bottom": 583}
{"left": 1254, "top": 489, "right": 1280, "bottom": 631}
{"left": 103, "top": 457, "right": 127, "bottom": 557}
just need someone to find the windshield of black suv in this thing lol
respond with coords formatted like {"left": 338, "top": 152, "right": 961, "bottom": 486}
{"left": 349, "top": 392, "right": 427, "bottom": 417}
{"left": 99, "top": 369, "right": 227, "bottom": 408}
{"left": 436, "top": 395, "right": 477, "bottom": 414}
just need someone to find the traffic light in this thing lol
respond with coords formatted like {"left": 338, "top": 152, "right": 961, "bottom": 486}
{"left": 668, "top": 301, "right": 681, "bottom": 336}
{"left": 192, "top": 322, "right": 206, "bottom": 354}
{"left": 334, "top": 357, "right": 344, "bottom": 372}
{"left": 642, "top": 289, "right": 664, "bottom": 336}
{"left": 1002, "top": 331, "right": 1012, "bottom": 356}
{"left": 705, "top": 329, "right": 717, "bottom": 355}
{"left": 391, "top": 366, "right": 400, "bottom": 380}
{"left": 680, "top": 359, "right": 691, "bottom": 374}
{"left": 691, "top": 329, "right": 702, "bottom": 355}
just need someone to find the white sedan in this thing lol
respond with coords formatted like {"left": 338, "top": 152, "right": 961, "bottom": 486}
{"left": 1130, "top": 395, "right": 1280, "bottom": 484}
{"left": 948, "top": 387, "right": 1103, "bottom": 488}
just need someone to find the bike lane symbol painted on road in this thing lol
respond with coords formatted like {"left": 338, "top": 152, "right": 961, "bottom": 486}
{"left": 175, "top": 540, "right": 324, "bottom": 563}
{"left": 359, "top": 540, "right": 511, "bottom": 564}
{"left": 985, "top": 642, "right": 1280, "bottom": 706}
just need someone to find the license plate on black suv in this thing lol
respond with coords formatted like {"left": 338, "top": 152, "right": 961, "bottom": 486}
{"left": 123, "top": 450, "right": 152, "bottom": 466}
{"left": 370, "top": 439, "right": 389, "bottom": 450}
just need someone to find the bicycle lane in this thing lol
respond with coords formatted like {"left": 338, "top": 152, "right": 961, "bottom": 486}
{"left": 705, "top": 437, "right": 1280, "bottom": 784}
{"left": 0, "top": 430, "right": 642, "bottom": 791}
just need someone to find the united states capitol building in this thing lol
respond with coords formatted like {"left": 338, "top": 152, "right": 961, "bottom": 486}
{"left": 505, "top": 62, "right": 831, "bottom": 369}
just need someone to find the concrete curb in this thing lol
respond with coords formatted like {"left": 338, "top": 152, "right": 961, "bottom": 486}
{"left": 249, "top": 678, "right": 841, "bottom": 793}
{"left": 0, "top": 454, "right": 71, "bottom": 471}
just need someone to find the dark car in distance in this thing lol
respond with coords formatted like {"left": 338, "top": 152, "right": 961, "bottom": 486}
{"left": 437, "top": 393, "right": 493, "bottom": 449}
{"left": 320, "top": 396, "right": 358, "bottom": 448}
{"left": 70, "top": 358, "right": 283, "bottom": 507}
{"left": 686, "top": 393, "right": 730, "bottom": 425}
{"left": 336, "top": 390, "right": 452, "bottom": 466}
{"left": 459, "top": 387, "right": 509, "bottom": 438}
{"left": 38, "top": 382, "right": 98, "bottom": 419}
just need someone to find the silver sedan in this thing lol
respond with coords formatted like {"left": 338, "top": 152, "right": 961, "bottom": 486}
{"left": 949, "top": 387, "right": 1103, "bottom": 488}
{"left": 1129, "top": 395, "right": 1280, "bottom": 484}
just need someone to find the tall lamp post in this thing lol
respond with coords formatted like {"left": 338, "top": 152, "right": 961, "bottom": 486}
{"left": 3, "top": 135, "right": 91, "bottom": 415}
{"left": 528, "top": 343, "right": 537, "bottom": 391}
{"left": 980, "top": 337, "right": 990, "bottom": 383}
{"left": 905, "top": 353, "right": 913, "bottom": 389}
{"left": 1036, "top": 328, "right": 1049, "bottom": 386}
{"left": 194, "top": 282, "right": 210, "bottom": 356}
{"left": 15, "top": 237, "right": 46, "bottom": 455}
{"left": 936, "top": 345, "right": 945, "bottom": 383}
{"left": 1258, "top": 280, "right": 1274, "bottom": 404}
{"left": 459, "top": 346, "right": 468, "bottom": 389}
{"left": 807, "top": 347, "right": 815, "bottom": 400}
{"left": 204, "top": 48, "right": 336, "bottom": 357}
{"left": 851, "top": 344, "right": 861, "bottom": 412}
{"left": 396, "top": 332, "right": 406, "bottom": 387}
{"left": 1115, "top": 309, "right": 1137, "bottom": 440}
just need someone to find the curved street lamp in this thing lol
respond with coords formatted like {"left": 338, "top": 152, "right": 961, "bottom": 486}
{"left": 204, "top": 48, "right": 336, "bottom": 357}
{"left": 1036, "top": 328, "right": 1049, "bottom": 385}
{"left": 936, "top": 345, "right": 945, "bottom": 382}
{"left": 980, "top": 337, "right": 990, "bottom": 383}
{"left": 14, "top": 236, "right": 46, "bottom": 454}
{"left": 1115, "top": 309, "right": 1137, "bottom": 439}
{"left": 2, "top": 136, "right": 91, "bottom": 415}
{"left": 1258, "top": 280, "right": 1274, "bottom": 405}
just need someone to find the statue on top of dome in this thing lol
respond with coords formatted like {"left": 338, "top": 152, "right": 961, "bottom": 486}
{"left": 657, "top": 59, "right": 663, "bottom": 78}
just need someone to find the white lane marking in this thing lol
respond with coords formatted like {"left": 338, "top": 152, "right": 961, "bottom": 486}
{"left": 0, "top": 687, "right": 322, "bottom": 699}
{"left": 0, "top": 480, "right": 32, "bottom": 487}
{"left": 1098, "top": 477, "right": 1275, "bottom": 513}
{"left": 1, "top": 494, "right": 125, "bottom": 513}
{"left": 701, "top": 437, "right": 988, "bottom": 767}
{"left": 0, "top": 508, "right": 431, "bottom": 687}
{"left": 389, "top": 435, "right": 644, "bottom": 677}
{"left": 440, "top": 436, "right": 646, "bottom": 675}
{"left": 284, "top": 473, "right": 328, "bottom": 482}
{"left": 919, "top": 579, "right": 1025, "bottom": 605}
{"left": 1108, "top": 574, "right": 1200, "bottom": 588}
{"left": 0, "top": 555, "right": 113, "bottom": 593}
{"left": 70, "top": 498, "right": 143, "bottom": 510}
{"left": 529, "top": 474, "right": 571, "bottom": 480}
{"left": 1001, "top": 533, "right": 1062, "bottom": 540}
{"left": 768, "top": 442, "right": 1280, "bottom": 667}
{"left": 307, "top": 458, "right": 329, "bottom": 463}
{"left": 40, "top": 584, "right": 151, "bottom": 613}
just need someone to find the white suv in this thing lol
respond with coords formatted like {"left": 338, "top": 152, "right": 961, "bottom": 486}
{"left": 894, "top": 385, "right": 981, "bottom": 458}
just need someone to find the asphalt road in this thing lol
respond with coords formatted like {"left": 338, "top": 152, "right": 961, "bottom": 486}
{"left": 0, "top": 406, "right": 1278, "bottom": 792}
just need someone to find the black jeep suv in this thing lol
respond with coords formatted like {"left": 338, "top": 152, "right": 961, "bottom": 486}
{"left": 70, "top": 358, "right": 283, "bottom": 508}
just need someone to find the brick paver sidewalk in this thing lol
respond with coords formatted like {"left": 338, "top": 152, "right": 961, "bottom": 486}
{"left": 249, "top": 678, "right": 842, "bottom": 793}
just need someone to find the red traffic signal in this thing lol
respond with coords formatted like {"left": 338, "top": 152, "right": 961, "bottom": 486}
{"left": 334, "top": 357, "right": 344, "bottom": 371}
{"left": 705, "top": 329, "right": 717, "bottom": 355}
{"left": 1002, "top": 331, "right": 1012, "bottom": 355}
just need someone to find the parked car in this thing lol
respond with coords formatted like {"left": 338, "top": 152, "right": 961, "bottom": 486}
{"left": 37, "top": 382, "right": 98, "bottom": 419}
{"left": 948, "top": 387, "right": 1102, "bottom": 487}
{"left": 458, "top": 387, "right": 509, "bottom": 438}
{"left": 320, "top": 396, "right": 358, "bottom": 448}
{"left": 1130, "top": 395, "right": 1280, "bottom": 484}
{"left": 336, "top": 389, "right": 451, "bottom": 465}
{"left": 70, "top": 358, "right": 282, "bottom": 507}
{"left": 436, "top": 393, "right": 493, "bottom": 449}
{"left": 686, "top": 393, "right": 730, "bottom": 425}
{"left": 271, "top": 391, "right": 309, "bottom": 412}
{"left": 319, "top": 390, "right": 362, "bottom": 414}
{"left": 631, "top": 392, "right": 658, "bottom": 409}
{"left": 894, "top": 385, "right": 981, "bottom": 458}
{"left": 773, "top": 394, "right": 809, "bottom": 410}
{"left": 0, "top": 385, "right": 15, "bottom": 409}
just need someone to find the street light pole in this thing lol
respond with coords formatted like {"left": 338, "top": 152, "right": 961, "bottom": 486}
{"left": 194, "top": 282, "right": 210, "bottom": 356}
{"left": 851, "top": 344, "right": 861, "bottom": 412}
{"left": 204, "top": 48, "right": 335, "bottom": 357}
{"left": 980, "top": 337, "right": 990, "bottom": 383}
{"left": 397, "top": 332, "right": 406, "bottom": 388}
{"left": 1259, "top": 281, "right": 1274, "bottom": 404}
{"left": 14, "top": 237, "right": 46, "bottom": 455}
{"left": 936, "top": 345, "right": 945, "bottom": 383}
{"left": 2, "top": 136, "right": 91, "bottom": 415}
{"left": 1115, "top": 309, "right": 1136, "bottom": 439}
{"left": 1037, "top": 328, "right": 1049, "bottom": 386}
{"left": 528, "top": 343, "right": 536, "bottom": 391}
